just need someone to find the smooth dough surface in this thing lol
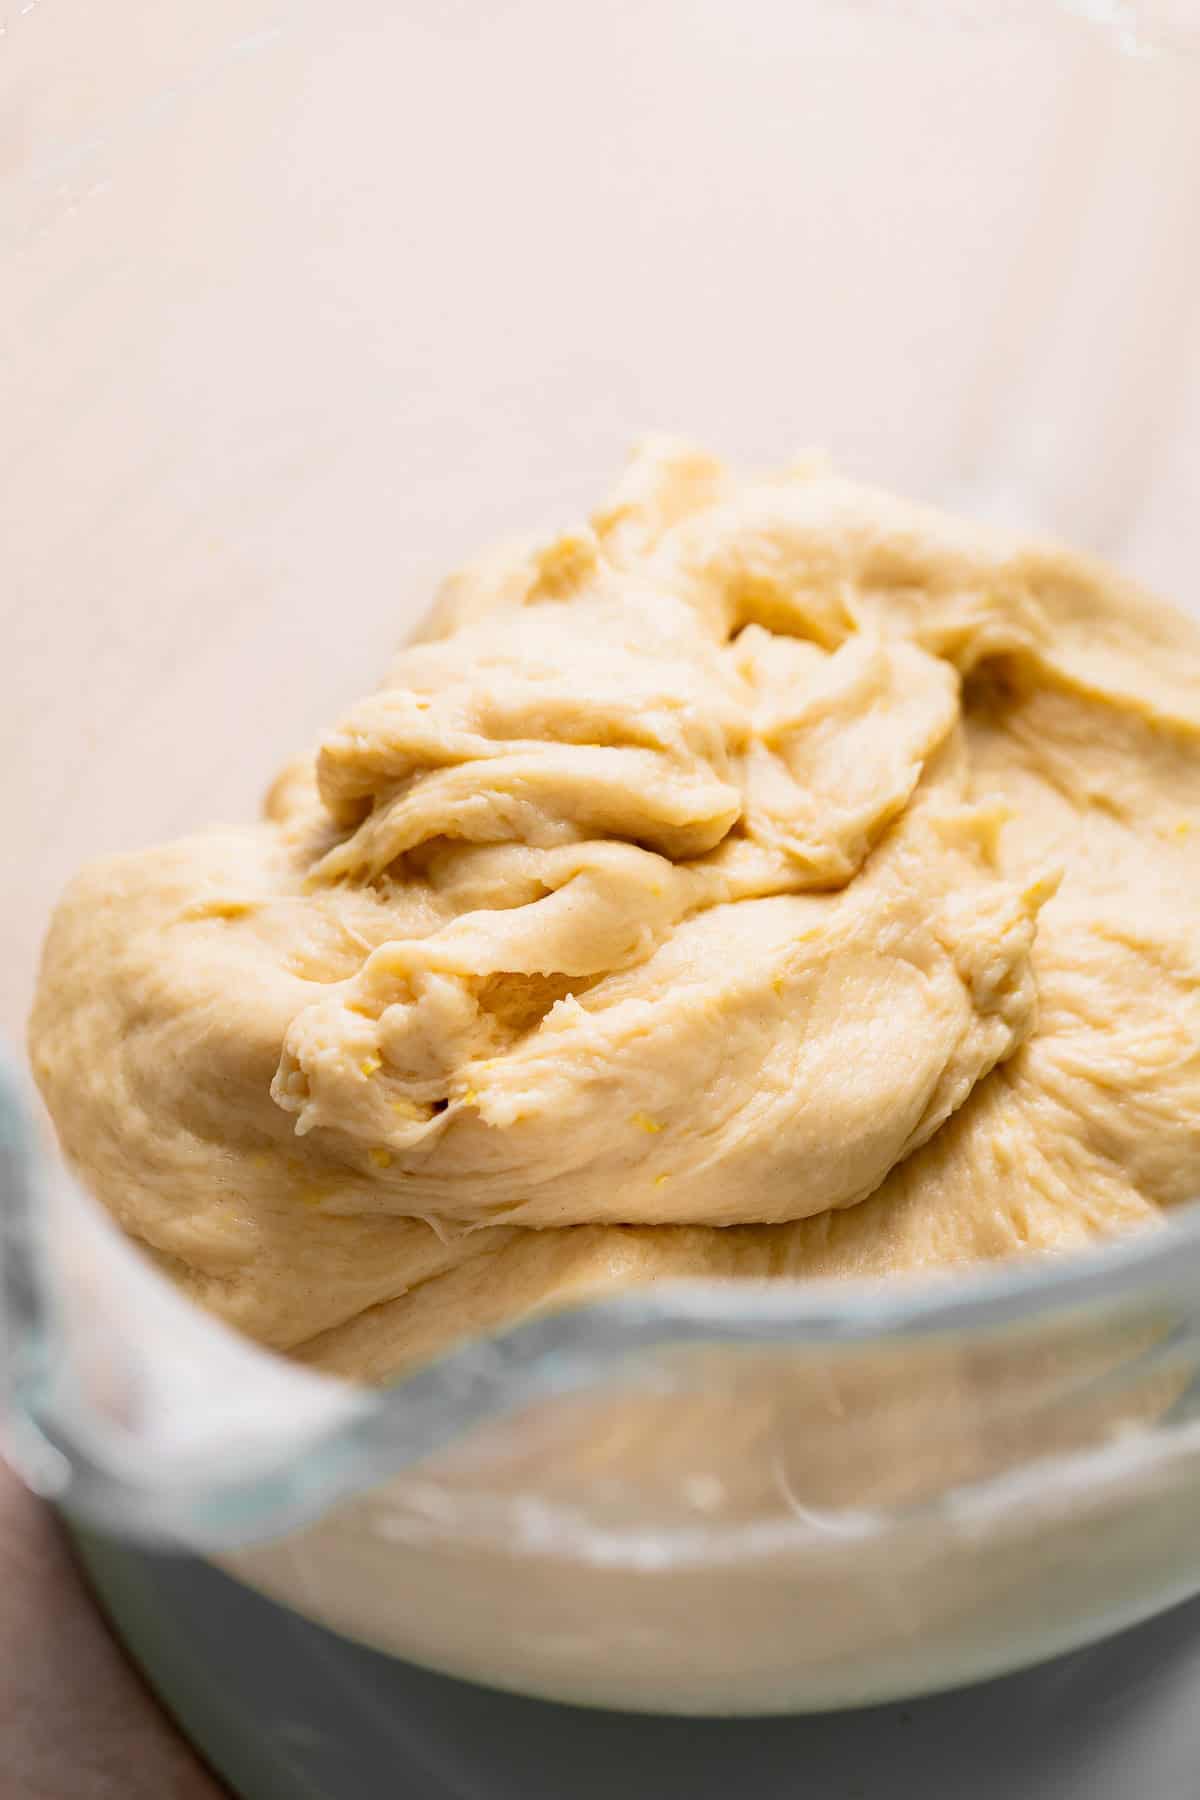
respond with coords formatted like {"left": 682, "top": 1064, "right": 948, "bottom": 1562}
{"left": 29, "top": 440, "right": 1200, "bottom": 1380}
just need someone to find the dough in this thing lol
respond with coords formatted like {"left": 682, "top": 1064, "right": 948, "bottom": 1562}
{"left": 29, "top": 440, "right": 1200, "bottom": 1380}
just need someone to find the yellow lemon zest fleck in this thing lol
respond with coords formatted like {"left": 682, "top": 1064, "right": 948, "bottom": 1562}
{"left": 631, "top": 1112, "right": 663, "bottom": 1134}
{"left": 654, "top": 1173, "right": 671, "bottom": 1187}
{"left": 359, "top": 1055, "right": 381, "bottom": 1077}
{"left": 463, "top": 1087, "right": 478, "bottom": 1105}
{"left": 368, "top": 1146, "right": 393, "bottom": 1169}
{"left": 181, "top": 896, "right": 252, "bottom": 922}
{"left": 772, "top": 977, "right": 785, "bottom": 998}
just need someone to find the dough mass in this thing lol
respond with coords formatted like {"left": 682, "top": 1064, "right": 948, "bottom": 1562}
{"left": 29, "top": 442, "right": 1200, "bottom": 1380}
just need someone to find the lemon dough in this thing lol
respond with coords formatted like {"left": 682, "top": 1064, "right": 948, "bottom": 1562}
{"left": 30, "top": 441, "right": 1200, "bottom": 1379}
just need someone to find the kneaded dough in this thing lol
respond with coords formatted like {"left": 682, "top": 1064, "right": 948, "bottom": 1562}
{"left": 29, "top": 440, "right": 1200, "bottom": 1380}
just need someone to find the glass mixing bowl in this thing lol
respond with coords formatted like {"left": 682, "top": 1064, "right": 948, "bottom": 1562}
{"left": 5, "top": 0, "right": 1200, "bottom": 1718}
